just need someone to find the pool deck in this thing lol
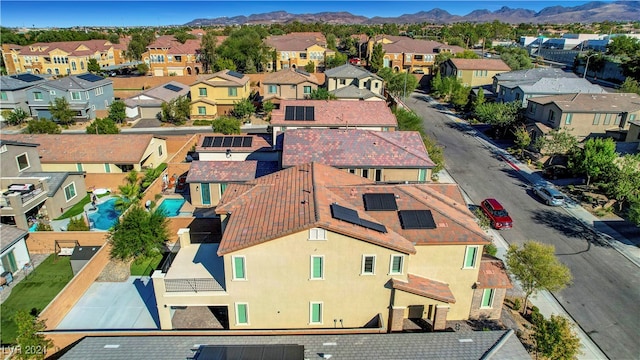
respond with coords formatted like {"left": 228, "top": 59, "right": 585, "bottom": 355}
{"left": 49, "top": 195, "right": 115, "bottom": 232}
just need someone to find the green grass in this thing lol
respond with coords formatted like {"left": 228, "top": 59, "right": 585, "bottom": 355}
{"left": 193, "top": 120, "right": 213, "bottom": 126}
{"left": 55, "top": 192, "right": 111, "bottom": 220}
{"left": 130, "top": 253, "right": 163, "bottom": 276}
{"left": 1, "top": 255, "right": 73, "bottom": 345}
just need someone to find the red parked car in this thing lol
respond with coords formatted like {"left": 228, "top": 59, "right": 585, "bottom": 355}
{"left": 480, "top": 198, "right": 513, "bottom": 230}
{"left": 349, "top": 57, "right": 361, "bottom": 66}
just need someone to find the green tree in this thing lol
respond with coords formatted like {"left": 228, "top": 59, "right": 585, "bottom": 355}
{"left": 14, "top": 310, "right": 52, "bottom": 360}
{"left": 377, "top": 67, "right": 394, "bottom": 83}
{"left": 49, "top": 97, "right": 75, "bottom": 125}
{"left": 473, "top": 101, "right": 520, "bottom": 137}
{"left": 141, "top": 166, "right": 165, "bottom": 191}
{"left": 232, "top": 98, "right": 256, "bottom": 121}
{"left": 304, "top": 61, "right": 316, "bottom": 73}
{"left": 26, "top": 119, "right": 61, "bottom": 134}
{"left": 388, "top": 72, "right": 419, "bottom": 99}
{"left": 108, "top": 100, "right": 126, "bottom": 123}
{"left": 326, "top": 33, "right": 337, "bottom": 50}
{"left": 215, "top": 27, "right": 269, "bottom": 73}
{"left": 506, "top": 241, "right": 572, "bottom": 315}
{"left": 308, "top": 88, "right": 337, "bottom": 100}
{"left": 86, "top": 117, "right": 120, "bottom": 134}
{"left": 607, "top": 35, "right": 640, "bottom": 57}
{"left": 213, "top": 58, "right": 237, "bottom": 72}
{"left": 160, "top": 95, "right": 190, "bottom": 125}
{"left": 628, "top": 200, "right": 640, "bottom": 226}
{"left": 3, "top": 107, "right": 30, "bottom": 126}
{"left": 571, "top": 137, "right": 617, "bottom": 188}
{"left": 472, "top": 88, "right": 485, "bottom": 110}
{"left": 605, "top": 154, "right": 640, "bottom": 210}
{"left": 450, "top": 83, "right": 471, "bottom": 110}
{"left": 422, "top": 134, "right": 445, "bottom": 174}
{"left": 212, "top": 116, "right": 242, "bottom": 134}
{"left": 325, "top": 52, "right": 347, "bottom": 69}
{"left": 622, "top": 52, "right": 640, "bottom": 80}
{"left": 619, "top": 77, "right": 640, "bottom": 95}
{"left": 115, "top": 170, "right": 140, "bottom": 212}
{"left": 262, "top": 100, "right": 275, "bottom": 120}
{"left": 173, "top": 32, "right": 196, "bottom": 44}
{"left": 200, "top": 32, "right": 220, "bottom": 73}
{"left": 542, "top": 128, "right": 578, "bottom": 165}
{"left": 67, "top": 215, "right": 89, "bottom": 231}
{"left": 136, "top": 63, "right": 149, "bottom": 75}
{"left": 109, "top": 205, "right": 169, "bottom": 261}
{"left": 513, "top": 125, "right": 532, "bottom": 156}
{"left": 369, "top": 43, "right": 385, "bottom": 73}
{"left": 87, "top": 58, "right": 100, "bottom": 73}
{"left": 497, "top": 46, "right": 533, "bottom": 70}
{"left": 533, "top": 314, "right": 582, "bottom": 360}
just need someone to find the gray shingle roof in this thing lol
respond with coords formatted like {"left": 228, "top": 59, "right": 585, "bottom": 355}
{"left": 510, "top": 78, "right": 605, "bottom": 94}
{"left": 44, "top": 73, "right": 112, "bottom": 91}
{"left": 494, "top": 68, "right": 578, "bottom": 82}
{"left": 324, "top": 64, "right": 382, "bottom": 81}
{"left": 20, "top": 171, "right": 83, "bottom": 197}
{"left": 329, "top": 85, "right": 385, "bottom": 100}
{"left": 58, "top": 330, "right": 529, "bottom": 360}
{"left": 0, "top": 224, "right": 28, "bottom": 253}
{"left": 0, "top": 74, "right": 46, "bottom": 91}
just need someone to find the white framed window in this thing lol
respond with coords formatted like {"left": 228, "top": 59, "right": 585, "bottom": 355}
{"left": 463, "top": 246, "right": 478, "bottom": 269}
{"left": 481, "top": 289, "right": 495, "bottom": 308}
{"left": 309, "top": 302, "right": 323, "bottom": 324}
{"left": 389, "top": 255, "right": 404, "bottom": 275}
{"left": 303, "top": 86, "right": 311, "bottom": 94}
{"left": 49, "top": 90, "right": 56, "bottom": 95}
{"left": 232, "top": 256, "right": 246, "bottom": 280}
{"left": 268, "top": 85, "right": 277, "bottom": 94}
{"left": 158, "top": 145, "right": 163, "bottom": 156}
{"left": 33, "top": 92, "right": 43, "bottom": 101}
{"left": 309, "top": 228, "right": 326, "bottom": 240}
{"left": 228, "top": 88, "right": 238, "bottom": 97}
{"left": 95, "top": 87, "right": 104, "bottom": 96}
{"left": 361, "top": 255, "right": 376, "bottom": 275}
{"left": 0, "top": 91, "right": 7, "bottom": 100}
{"left": 235, "top": 303, "right": 249, "bottom": 325}
{"left": 565, "top": 113, "right": 573, "bottom": 125}
{"left": 16, "top": 153, "right": 30, "bottom": 171}
{"left": 71, "top": 91, "right": 81, "bottom": 101}
{"left": 91, "top": 105, "right": 96, "bottom": 111}
{"left": 64, "top": 182, "right": 77, "bottom": 202}
{"left": 199, "top": 87, "right": 207, "bottom": 96}
{"left": 310, "top": 255, "right": 324, "bottom": 280}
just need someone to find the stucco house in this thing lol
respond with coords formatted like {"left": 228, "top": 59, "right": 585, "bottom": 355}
{"left": 190, "top": 70, "right": 251, "bottom": 119}
{"left": 24, "top": 73, "right": 114, "bottom": 121}
{"left": 492, "top": 67, "right": 579, "bottom": 101}
{"left": 143, "top": 35, "right": 203, "bottom": 76}
{"left": 124, "top": 81, "right": 190, "bottom": 120}
{"left": 370, "top": 35, "right": 463, "bottom": 74}
{"left": 1, "top": 139, "right": 86, "bottom": 229}
{"left": 0, "top": 225, "right": 31, "bottom": 279}
{"left": 152, "top": 162, "right": 511, "bottom": 331}
{"left": 1, "top": 134, "right": 167, "bottom": 174}
{"left": 324, "top": 64, "right": 385, "bottom": 101}
{"left": 525, "top": 92, "right": 640, "bottom": 141}
{"left": 440, "top": 59, "right": 511, "bottom": 88}
{"left": 281, "top": 129, "right": 435, "bottom": 182}
{"left": 0, "top": 74, "right": 47, "bottom": 121}
{"left": 270, "top": 100, "right": 398, "bottom": 146}
{"left": 497, "top": 76, "right": 605, "bottom": 108}
{"left": 261, "top": 68, "right": 321, "bottom": 105}
{"left": 264, "top": 32, "right": 334, "bottom": 72}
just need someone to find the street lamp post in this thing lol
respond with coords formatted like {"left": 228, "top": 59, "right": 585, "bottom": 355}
{"left": 583, "top": 53, "right": 597, "bottom": 79}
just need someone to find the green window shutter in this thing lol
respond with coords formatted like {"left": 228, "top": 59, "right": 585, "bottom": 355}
{"left": 418, "top": 169, "right": 426, "bottom": 182}
{"left": 311, "top": 303, "right": 321, "bottom": 323}
{"left": 465, "top": 247, "right": 477, "bottom": 268}
{"left": 76, "top": 163, "right": 83, "bottom": 171}
{"left": 392, "top": 256, "right": 403, "bottom": 273}
{"left": 237, "top": 304, "right": 248, "bottom": 324}
{"left": 234, "top": 257, "right": 245, "bottom": 279}
{"left": 312, "top": 257, "right": 323, "bottom": 279}
{"left": 481, "top": 289, "right": 494, "bottom": 307}
{"left": 104, "top": 163, "right": 110, "bottom": 173}
{"left": 220, "top": 183, "right": 228, "bottom": 195}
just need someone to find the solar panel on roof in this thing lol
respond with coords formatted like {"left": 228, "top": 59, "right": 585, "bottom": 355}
{"left": 242, "top": 137, "right": 253, "bottom": 147}
{"left": 212, "top": 137, "right": 223, "bottom": 147}
{"left": 398, "top": 210, "right": 437, "bottom": 229}
{"left": 227, "top": 70, "right": 244, "bottom": 79}
{"left": 222, "top": 137, "right": 233, "bottom": 147}
{"left": 202, "top": 136, "right": 214, "bottom": 147}
{"left": 295, "top": 69, "right": 310, "bottom": 76}
{"left": 284, "top": 106, "right": 295, "bottom": 120}
{"left": 305, "top": 106, "right": 315, "bottom": 121}
{"left": 295, "top": 106, "right": 305, "bottom": 121}
{"left": 11, "top": 73, "right": 43, "bottom": 83}
{"left": 163, "top": 84, "right": 182, "bottom": 92}
{"left": 232, "top": 137, "right": 243, "bottom": 147}
{"left": 363, "top": 193, "right": 398, "bottom": 211}
{"left": 331, "top": 203, "right": 387, "bottom": 233}
{"left": 77, "top": 73, "right": 104, "bottom": 82}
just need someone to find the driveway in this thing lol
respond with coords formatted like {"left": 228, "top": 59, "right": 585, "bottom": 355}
{"left": 56, "top": 276, "right": 159, "bottom": 330}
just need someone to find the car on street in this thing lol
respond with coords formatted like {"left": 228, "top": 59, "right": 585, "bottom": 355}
{"left": 412, "top": 68, "right": 425, "bottom": 74}
{"left": 480, "top": 198, "right": 513, "bottom": 230}
{"left": 533, "top": 184, "right": 565, "bottom": 206}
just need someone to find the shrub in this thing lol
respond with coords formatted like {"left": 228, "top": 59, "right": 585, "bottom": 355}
{"left": 513, "top": 298, "right": 522, "bottom": 311}
{"left": 484, "top": 243, "right": 498, "bottom": 256}
{"left": 66, "top": 215, "right": 89, "bottom": 231}
{"left": 473, "top": 207, "right": 490, "bottom": 230}
{"left": 36, "top": 223, "right": 52, "bottom": 231}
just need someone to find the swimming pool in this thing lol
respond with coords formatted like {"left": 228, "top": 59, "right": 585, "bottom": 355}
{"left": 157, "top": 198, "right": 186, "bottom": 217}
{"left": 88, "top": 198, "right": 121, "bottom": 230}
{"left": 29, "top": 222, "right": 38, "bottom": 232}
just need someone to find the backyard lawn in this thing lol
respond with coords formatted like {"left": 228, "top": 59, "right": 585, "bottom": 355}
{"left": 0, "top": 255, "right": 73, "bottom": 344}
{"left": 130, "top": 253, "right": 164, "bottom": 276}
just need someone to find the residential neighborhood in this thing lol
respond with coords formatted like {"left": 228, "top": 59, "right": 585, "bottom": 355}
{"left": 1, "top": 5, "right": 640, "bottom": 359}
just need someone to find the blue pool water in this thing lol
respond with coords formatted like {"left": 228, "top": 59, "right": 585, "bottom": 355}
{"left": 29, "top": 223, "right": 38, "bottom": 232}
{"left": 88, "top": 198, "right": 121, "bottom": 230}
{"left": 157, "top": 198, "right": 186, "bottom": 217}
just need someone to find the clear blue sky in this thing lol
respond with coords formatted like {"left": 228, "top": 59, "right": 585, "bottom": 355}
{"left": 1, "top": 1, "right": 615, "bottom": 28}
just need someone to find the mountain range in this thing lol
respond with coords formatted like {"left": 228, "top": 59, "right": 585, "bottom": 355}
{"left": 185, "top": 1, "right": 640, "bottom": 26}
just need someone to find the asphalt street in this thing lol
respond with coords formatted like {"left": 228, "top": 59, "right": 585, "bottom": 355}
{"left": 405, "top": 92, "right": 640, "bottom": 360}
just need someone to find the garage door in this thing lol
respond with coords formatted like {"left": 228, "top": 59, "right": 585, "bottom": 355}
{"left": 140, "top": 107, "right": 160, "bottom": 119}
{"left": 153, "top": 69, "right": 164, "bottom": 77}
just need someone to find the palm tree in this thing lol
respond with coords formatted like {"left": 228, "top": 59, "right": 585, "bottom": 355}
{"left": 115, "top": 170, "right": 140, "bottom": 212}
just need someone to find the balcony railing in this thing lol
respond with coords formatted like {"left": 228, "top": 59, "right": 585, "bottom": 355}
{"left": 1, "top": 183, "right": 47, "bottom": 208}
{"left": 165, "top": 278, "right": 225, "bottom": 292}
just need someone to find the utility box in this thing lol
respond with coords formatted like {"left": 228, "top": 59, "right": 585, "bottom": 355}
{"left": 70, "top": 246, "right": 101, "bottom": 276}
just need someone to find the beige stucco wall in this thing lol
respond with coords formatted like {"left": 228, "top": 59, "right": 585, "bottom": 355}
{"left": 198, "top": 152, "right": 251, "bottom": 161}
{"left": 409, "top": 245, "right": 482, "bottom": 320}
{"left": 338, "top": 168, "right": 430, "bottom": 183}
{"left": 222, "top": 229, "right": 408, "bottom": 329}
{"left": 42, "top": 163, "right": 125, "bottom": 173}
{"left": 263, "top": 81, "right": 318, "bottom": 100}
{"left": 393, "top": 290, "right": 448, "bottom": 321}
{"left": 627, "top": 123, "right": 640, "bottom": 142}
{"left": 190, "top": 100, "right": 218, "bottom": 119}
{"left": 189, "top": 182, "right": 222, "bottom": 207}
{"left": 191, "top": 80, "right": 251, "bottom": 108}
{"left": 46, "top": 173, "right": 87, "bottom": 219}
{"left": 1, "top": 145, "right": 43, "bottom": 175}
{"left": 140, "top": 137, "right": 167, "bottom": 169}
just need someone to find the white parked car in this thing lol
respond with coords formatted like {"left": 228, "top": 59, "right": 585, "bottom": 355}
{"left": 533, "top": 185, "right": 565, "bottom": 206}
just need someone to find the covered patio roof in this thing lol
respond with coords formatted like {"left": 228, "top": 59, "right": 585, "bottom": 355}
{"left": 102, "top": 61, "right": 143, "bottom": 71}
{"left": 392, "top": 274, "right": 456, "bottom": 303}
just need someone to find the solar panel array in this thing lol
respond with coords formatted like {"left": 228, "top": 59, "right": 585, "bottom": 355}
{"left": 77, "top": 73, "right": 105, "bottom": 82}
{"left": 398, "top": 210, "right": 437, "bottom": 229}
{"left": 284, "top": 106, "right": 315, "bottom": 121}
{"left": 202, "top": 136, "right": 253, "bottom": 148}
{"left": 227, "top": 70, "right": 244, "bottom": 79}
{"left": 363, "top": 193, "right": 398, "bottom": 211}
{"left": 330, "top": 203, "right": 387, "bottom": 233}
{"left": 11, "top": 74, "right": 43, "bottom": 83}
{"left": 164, "top": 84, "right": 183, "bottom": 92}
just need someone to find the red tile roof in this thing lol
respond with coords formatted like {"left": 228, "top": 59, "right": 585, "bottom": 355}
{"left": 186, "top": 161, "right": 258, "bottom": 183}
{"left": 282, "top": 129, "right": 435, "bottom": 168}
{"left": 1, "top": 134, "right": 157, "bottom": 164}
{"left": 392, "top": 274, "right": 456, "bottom": 303}
{"left": 196, "top": 134, "right": 271, "bottom": 153}
{"left": 477, "top": 255, "right": 513, "bottom": 289}
{"left": 271, "top": 100, "right": 398, "bottom": 128}
{"left": 17, "top": 39, "right": 115, "bottom": 56}
{"left": 147, "top": 36, "right": 201, "bottom": 55}
{"left": 193, "top": 69, "right": 250, "bottom": 86}
{"left": 215, "top": 162, "right": 488, "bottom": 256}
{"left": 449, "top": 58, "right": 511, "bottom": 71}
{"left": 265, "top": 32, "right": 327, "bottom": 51}
{"left": 263, "top": 68, "right": 320, "bottom": 85}
{"left": 381, "top": 37, "right": 464, "bottom": 55}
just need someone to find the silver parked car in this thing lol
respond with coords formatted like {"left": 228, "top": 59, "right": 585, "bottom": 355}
{"left": 533, "top": 185, "right": 565, "bottom": 206}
